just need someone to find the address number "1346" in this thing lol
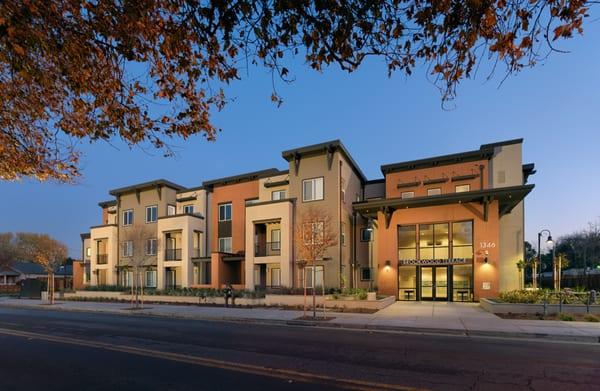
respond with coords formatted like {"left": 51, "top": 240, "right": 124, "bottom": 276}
{"left": 479, "top": 242, "right": 496, "bottom": 249}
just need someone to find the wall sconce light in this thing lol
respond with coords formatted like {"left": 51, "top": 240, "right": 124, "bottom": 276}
{"left": 384, "top": 260, "right": 391, "bottom": 269}
{"left": 484, "top": 257, "right": 488, "bottom": 264}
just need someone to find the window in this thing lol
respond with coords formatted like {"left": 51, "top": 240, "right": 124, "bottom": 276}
{"left": 452, "top": 221, "right": 474, "bottom": 260}
{"left": 122, "top": 209, "right": 133, "bottom": 226}
{"left": 271, "top": 190, "right": 286, "bottom": 200}
{"left": 270, "top": 229, "right": 281, "bottom": 250}
{"left": 419, "top": 223, "right": 449, "bottom": 260}
{"left": 219, "top": 203, "right": 232, "bottom": 221}
{"left": 455, "top": 184, "right": 470, "bottom": 193}
{"left": 302, "top": 177, "right": 324, "bottom": 202}
{"left": 145, "top": 270, "right": 157, "bottom": 288}
{"left": 183, "top": 204, "right": 194, "bottom": 214}
{"left": 167, "top": 204, "right": 176, "bottom": 216}
{"left": 218, "top": 237, "right": 232, "bottom": 253}
{"left": 397, "top": 225, "right": 417, "bottom": 260}
{"left": 427, "top": 188, "right": 442, "bottom": 196}
{"left": 361, "top": 267, "right": 371, "bottom": 281}
{"left": 145, "top": 205, "right": 157, "bottom": 223}
{"left": 303, "top": 221, "right": 324, "bottom": 244}
{"left": 146, "top": 238, "right": 157, "bottom": 255}
{"left": 195, "top": 263, "right": 211, "bottom": 285}
{"left": 360, "top": 228, "right": 372, "bottom": 242}
{"left": 270, "top": 268, "right": 281, "bottom": 287}
{"left": 401, "top": 191, "right": 414, "bottom": 199}
{"left": 121, "top": 271, "right": 133, "bottom": 287}
{"left": 305, "top": 266, "right": 324, "bottom": 288}
{"left": 122, "top": 241, "right": 133, "bottom": 257}
{"left": 85, "top": 247, "right": 91, "bottom": 257}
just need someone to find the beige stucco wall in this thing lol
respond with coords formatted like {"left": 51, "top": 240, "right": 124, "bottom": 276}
{"left": 244, "top": 200, "right": 294, "bottom": 290}
{"left": 288, "top": 152, "right": 341, "bottom": 288}
{"left": 157, "top": 214, "right": 205, "bottom": 289}
{"left": 491, "top": 142, "right": 525, "bottom": 291}
{"left": 90, "top": 225, "right": 118, "bottom": 285}
{"left": 259, "top": 174, "right": 289, "bottom": 202}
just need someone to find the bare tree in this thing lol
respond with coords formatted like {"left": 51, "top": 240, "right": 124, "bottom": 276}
{"left": 294, "top": 207, "right": 338, "bottom": 319}
{"left": 121, "top": 226, "right": 159, "bottom": 309}
{"left": 16, "top": 233, "right": 67, "bottom": 304}
{"left": 0, "top": 232, "right": 18, "bottom": 269}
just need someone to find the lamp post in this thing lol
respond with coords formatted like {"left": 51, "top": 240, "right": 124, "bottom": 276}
{"left": 537, "top": 229, "right": 553, "bottom": 289}
{"left": 366, "top": 219, "right": 374, "bottom": 292}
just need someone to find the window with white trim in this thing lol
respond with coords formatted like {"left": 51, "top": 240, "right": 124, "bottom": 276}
{"left": 427, "top": 188, "right": 442, "bottom": 196}
{"left": 219, "top": 203, "right": 232, "bottom": 221}
{"left": 218, "top": 237, "right": 232, "bottom": 253}
{"left": 305, "top": 266, "right": 324, "bottom": 288}
{"left": 145, "top": 270, "right": 157, "bottom": 288}
{"left": 122, "top": 241, "right": 133, "bottom": 257}
{"left": 167, "top": 204, "right": 176, "bottom": 216}
{"left": 122, "top": 209, "right": 133, "bottom": 226}
{"left": 302, "top": 177, "right": 324, "bottom": 202}
{"left": 145, "top": 205, "right": 158, "bottom": 223}
{"left": 271, "top": 190, "right": 286, "bottom": 200}
{"left": 455, "top": 184, "right": 471, "bottom": 193}
{"left": 146, "top": 238, "right": 157, "bottom": 255}
{"left": 401, "top": 191, "right": 414, "bottom": 199}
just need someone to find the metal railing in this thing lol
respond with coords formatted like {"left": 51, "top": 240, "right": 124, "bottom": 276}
{"left": 97, "top": 254, "right": 108, "bottom": 264}
{"left": 254, "top": 242, "right": 281, "bottom": 257}
{"left": 165, "top": 248, "right": 182, "bottom": 261}
{"left": 541, "top": 290, "right": 597, "bottom": 315}
{"left": 191, "top": 248, "right": 205, "bottom": 259}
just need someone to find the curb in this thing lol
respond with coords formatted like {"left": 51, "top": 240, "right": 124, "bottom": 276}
{"left": 1, "top": 301, "right": 598, "bottom": 344}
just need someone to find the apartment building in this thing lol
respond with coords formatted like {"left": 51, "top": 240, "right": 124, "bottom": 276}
{"left": 81, "top": 138, "right": 534, "bottom": 301}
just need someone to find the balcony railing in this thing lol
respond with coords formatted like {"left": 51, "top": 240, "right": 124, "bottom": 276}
{"left": 97, "top": 254, "right": 108, "bottom": 265}
{"left": 165, "top": 248, "right": 182, "bottom": 261}
{"left": 255, "top": 242, "right": 281, "bottom": 257}
{"left": 191, "top": 248, "right": 205, "bottom": 259}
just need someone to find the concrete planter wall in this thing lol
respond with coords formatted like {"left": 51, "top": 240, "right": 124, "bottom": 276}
{"left": 67, "top": 291, "right": 264, "bottom": 306}
{"left": 480, "top": 298, "right": 600, "bottom": 315}
{"left": 265, "top": 294, "right": 395, "bottom": 310}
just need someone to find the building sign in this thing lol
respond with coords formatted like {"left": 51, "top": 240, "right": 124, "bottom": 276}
{"left": 482, "top": 282, "right": 491, "bottom": 290}
{"left": 398, "top": 258, "right": 470, "bottom": 266}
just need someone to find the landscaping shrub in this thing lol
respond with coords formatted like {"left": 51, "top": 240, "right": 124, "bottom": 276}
{"left": 497, "top": 289, "right": 545, "bottom": 304}
{"left": 583, "top": 314, "right": 599, "bottom": 322}
{"left": 82, "top": 285, "right": 127, "bottom": 292}
{"left": 558, "top": 313, "right": 574, "bottom": 321}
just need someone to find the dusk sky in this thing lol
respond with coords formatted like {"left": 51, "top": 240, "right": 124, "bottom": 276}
{"left": 1, "top": 23, "right": 598, "bottom": 258}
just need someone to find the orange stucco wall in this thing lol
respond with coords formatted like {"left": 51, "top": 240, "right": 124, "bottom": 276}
{"left": 211, "top": 180, "right": 260, "bottom": 254}
{"left": 375, "top": 200, "right": 500, "bottom": 300}
{"left": 73, "top": 261, "right": 85, "bottom": 290}
{"left": 385, "top": 160, "right": 489, "bottom": 198}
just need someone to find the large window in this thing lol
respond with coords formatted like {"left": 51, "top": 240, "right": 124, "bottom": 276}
{"left": 397, "top": 225, "right": 416, "bottom": 260}
{"left": 144, "top": 270, "right": 156, "bottom": 287}
{"left": 167, "top": 204, "right": 176, "bottom": 216}
{"left": 146, "top": 238, "right": 157, "bottom": 255}
{"left": 427, "top": 188, "right": 442, "bottom": 196}
{"left": 398, "top": 266, "right": 417, "bottom": 301}
{"left": 122, "top": 209, "right": 133, "bottom": 226}
{"left": 302, "top": 177, "right": 324, "bottom": 202}
{"left": 218, "top": 237, "right": 232, "bottom": 253}
{"left": 271, "top": 190, "right": 286, "bottom": 200}
{"left": 122, "top": 241, "right": 133, "bottom": 257}
{"left": 145, "top": 205, "right": 158, "bottom": 223}
{"left": 305, "top": 266, "right": 324, "bottom": 288}
{"left": 419, "top": 223, "right": 449, "bottom": 260}
{"left": 452, "top": 221, "right": 474, "bottom": 260}
{"left": 452, "top": 264, "right": 472, "bottom": 301}
{"left": 85, "top": 247, "right": 91, "bottom": 257}
{"left": 455, "top": 184, "right": 470, "bottom": 193}
{"left": 195, "top": 263, "right": 211, "bottom": 285}
{"left": 219, "top": 203, "right": 232, "bottom": 221}
{"left": 361, "top": 267, "right": 371, "bottom": 281}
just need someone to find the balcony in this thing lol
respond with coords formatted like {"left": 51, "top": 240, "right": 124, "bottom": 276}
{"left": 97, "top": 254, "right": 108, "bottom": 265}
{"left": 255, "top": 242, "right": 281, "bottom": 257}
{"left": 191, "top": 248, "right": 205, "bottom": 259}
{"left": 165, "top": 248, "right": 182, "bottom": 261}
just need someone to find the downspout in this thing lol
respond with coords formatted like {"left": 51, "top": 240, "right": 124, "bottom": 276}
{"left": 291, "top": 198, "right": 296, "bottom": 289}
{"left": 352, "top": 211, "right": 357, "bottom": 289}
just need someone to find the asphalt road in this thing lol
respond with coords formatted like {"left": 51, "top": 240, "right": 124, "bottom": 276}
{"left": 0, "top": 307, "right": 598, "bottom": 391}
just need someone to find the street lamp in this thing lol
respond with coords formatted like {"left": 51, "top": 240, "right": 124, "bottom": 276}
{"left": 537, "top": 229, "right": 553, "bottom": 289}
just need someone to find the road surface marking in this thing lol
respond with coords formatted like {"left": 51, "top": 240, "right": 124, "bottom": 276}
{"left": 0, "top": 327, "right": 424, "bottom": 391}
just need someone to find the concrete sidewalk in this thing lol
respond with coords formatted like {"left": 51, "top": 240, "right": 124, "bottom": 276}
{"left": 1, "top": 298, "right": 599, "bottom": 343}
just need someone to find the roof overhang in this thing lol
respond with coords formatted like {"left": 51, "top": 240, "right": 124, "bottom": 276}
{"left": 353, "top": 184, "right": 534, "bottom": 225}
{"left": 109, "top": 179, "right": 185, "bottom": 196}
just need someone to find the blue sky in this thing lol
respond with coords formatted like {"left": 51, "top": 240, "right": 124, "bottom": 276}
{"left": 1, "top": 22, "right": 599, "bottom": 258}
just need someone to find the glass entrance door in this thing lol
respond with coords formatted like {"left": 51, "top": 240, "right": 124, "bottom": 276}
{"left": 420, "top": 266, "right": 448, "bottom": 301}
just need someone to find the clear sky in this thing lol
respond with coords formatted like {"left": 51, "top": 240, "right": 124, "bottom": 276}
{"left": 1, "top": 22, "right": 599, "bottom": 258}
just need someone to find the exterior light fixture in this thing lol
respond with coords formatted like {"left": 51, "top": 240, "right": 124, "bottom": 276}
{"left": 484, "top": 257, "right": 488, "bottom": 264}
{"left": 546, "top": 235, "right": 553, "bottom": 246}
{"left": 385, "top": 260, "right": 391, "bottom": 267}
